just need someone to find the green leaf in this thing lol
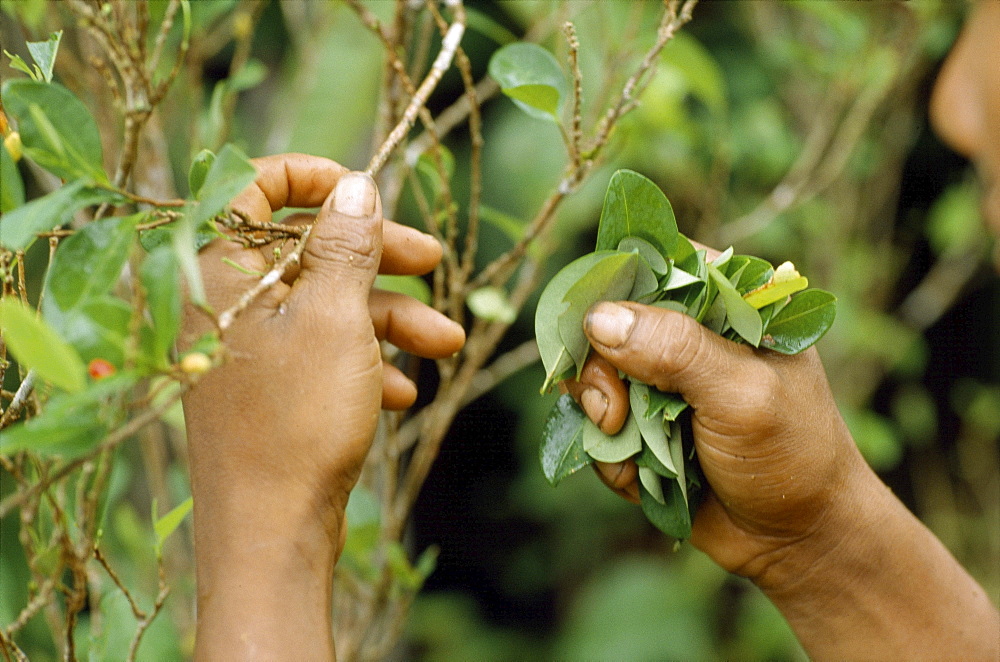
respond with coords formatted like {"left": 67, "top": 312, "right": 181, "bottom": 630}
{"left": 58, "top": 296, "right": 131, "bottom": 368}
{"left": 189, "top": 143, "right": 257, "bottom": 226}
{"left": 375, "top": 275, "right": 432, "bottom": 305}
{"left": 661, "top": 265, "right": 702, "bottom": 291}
{"left": 142, "top": 247, "right": 182, "bottom": 366}
{"left": 467, "top": 286, "right": 517, "bottom": 324}
{"left": 0, "top": 181, "right": 120, "bottom": 252}
{"left": 539, "top": 394, "right": 592, "bottom": 486}
{"left": 708, "top": 263, "right": 762, "bottom": 346}
{"left": 596, "top": 170, "right": 678, "bottom": 258}
{"left": 25, "top": 30, "right": 62, "bottom": 83}
{"left": 153, "top": 496, "right": 193, "bottom": 558}
{"left": 761, "top": 289, "right": 837, "bottom": 355}
{"left": 4, "top": 49, "right": 40, "bottom": 80}
{"left": 0, "top": 400, "right": 104, "bottom": 455}
{"left": 630, "top": 382, "right": 677, "bottom": 475}
{"left": 43, "top": 214, "right": 137, "bottom": 318}
{"left": 488, "top": 42, "right": 568, "bottom": 123}
{"left": 174, "top": 205, "right": 207, "bottom": 307}
{"left": 0, "top": 135, "right": 24, "bottom": 212}
{"left": 1, "top": 79, "right": 108, "bottom": 182}
{"left": 638, "top": 466, "right": 665, "bottom": 504}
{"left": 415, "top": 144, "right": 455, "bottom": 202}
{"left": 583, "top": 413, "right": 641, "bottom": 463}
{"left": 730, "top": 255, "right": 773, "bottom": 294}
{"left": 558, "top": 251, "right": 638, "bottom": 375}
{"left": 647, "top": 389, "right": 688, "bottom": 421}
{"left": 639, "top": 476, "right": 692, "bottom": 540}
{"left": 228, "top": 59, "right": 267, "bottom": 92}
{"left": 627, "top": 258, "right": 660, "bottom": 303}
{"left": 667, "top": 419, "right": 688, "bottom": 508}
{"left": 618, "top": 236, "right": 669, "bottom": 275}
{"left": 536, "top": 252, "right": 611, "bottom": 391}
{"left": 636, "top": 443, "right": 676, "bottom": 479}
{"left": 188, "top": 148, "right": 215, "bottom": 198}
{"left": 0, "top": 297, "right": 86, "bottom": 392}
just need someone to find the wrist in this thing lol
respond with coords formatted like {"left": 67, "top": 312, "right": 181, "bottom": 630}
{"left": 191, "top": 491, "right": 342, "bottom": 661}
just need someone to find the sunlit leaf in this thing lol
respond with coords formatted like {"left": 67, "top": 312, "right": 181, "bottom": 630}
{"left": 153, "top": 496, "right": 193, "bottom": 558}
{"left": 539, "top": 394, "right": 591, "bottom": 486}
{"left": 488, "top": 42, "right": 568, "bottom": 123}
{"left": 743, "top": 275, "right": 809, "bottom": 309}
{"left": 0, "top": 298, "right": 87, "bottom": 392}
{"left": 376, "top": 275, "right": 432, "bottom": 305}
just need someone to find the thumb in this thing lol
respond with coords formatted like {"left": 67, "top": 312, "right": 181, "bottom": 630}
{"left": 583, "top": 301, "right": 760, "bottom": 410}
{"left": 297, "top": 172, "right": 383, "bottom": 301}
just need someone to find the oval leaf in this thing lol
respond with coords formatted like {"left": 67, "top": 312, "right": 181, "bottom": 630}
{"left": 596, "top": 169, "right": 678, "bottom": 258}
{"left": 488, "top": 42, "right": 568, "bottom": 122}
{"left": 761, "top": 289, "right": 837, "bottom": 355}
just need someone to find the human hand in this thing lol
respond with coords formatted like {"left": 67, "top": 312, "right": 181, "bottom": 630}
{"left": 181, "top": 154, "right": 464, "bottom": 660}
{"left": 565, "top": 297, "right": 869, "bottom": 583}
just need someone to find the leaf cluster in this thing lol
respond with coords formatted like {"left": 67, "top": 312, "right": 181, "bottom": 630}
{"left": 535, "top": 169, "right": 837, "bottom": 539}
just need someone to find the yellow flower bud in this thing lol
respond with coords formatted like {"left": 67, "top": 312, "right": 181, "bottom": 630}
{"left": 4, "top": 131, "right": 22, "bottom": 162}
{"left": 772, "top": 261, "right": 801, "bottom": 284}
{"left": 180, "top": 352, "right": 212, "bottom": 375}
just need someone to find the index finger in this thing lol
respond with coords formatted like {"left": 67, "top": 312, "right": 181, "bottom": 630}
{"left": 231, "top": 153, "right": 350, "bottom": 221}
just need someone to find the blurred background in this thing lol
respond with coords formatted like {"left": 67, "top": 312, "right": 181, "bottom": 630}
{"left": 1, "top": 1, "right": 997, "bottom": 659}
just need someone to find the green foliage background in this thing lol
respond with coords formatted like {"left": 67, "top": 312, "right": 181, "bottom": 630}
{"left": 1, "top": 1, "right": 997, "bottom": 660}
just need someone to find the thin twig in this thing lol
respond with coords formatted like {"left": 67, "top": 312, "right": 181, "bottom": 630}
{"left": 0, "top": 370, "right": 35, "bottom": 429}
{"left": 365, "top": 9, "right": 466, "bottom": 176}
{"left": 216, "top": 227, "right": 311, "bottom": 332}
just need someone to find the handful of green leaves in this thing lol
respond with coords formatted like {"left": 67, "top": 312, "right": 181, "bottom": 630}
{"left": 535, "top": 170, "right": 837, "bottom": 540}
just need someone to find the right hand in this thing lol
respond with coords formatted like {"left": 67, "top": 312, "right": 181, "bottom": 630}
{"left": 567, "top": 300, "right": 872, "bottom": 583}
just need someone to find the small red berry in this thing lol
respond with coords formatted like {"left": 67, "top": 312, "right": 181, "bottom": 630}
{"left": 88, "top": 358, "right": 116, "bottom": 380}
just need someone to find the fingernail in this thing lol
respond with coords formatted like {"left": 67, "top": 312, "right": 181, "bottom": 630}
{"left": 333, "top": 172, "right": 376, "bottom": 217}
{"left": 581, "top": 388, "right": 608, "bottom": 427}
{"left": 586, "top": 302, "right": 635, "bottom": 349}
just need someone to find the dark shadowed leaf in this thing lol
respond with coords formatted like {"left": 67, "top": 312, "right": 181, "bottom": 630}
{"left": 142, "top": 247, "right": 182, "bottom": 366}
{"left": 539, "top": 394, "right": 592, "bottom": 486}
{"left": 639, "top": 477, "right": 692, "bottom": 540}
